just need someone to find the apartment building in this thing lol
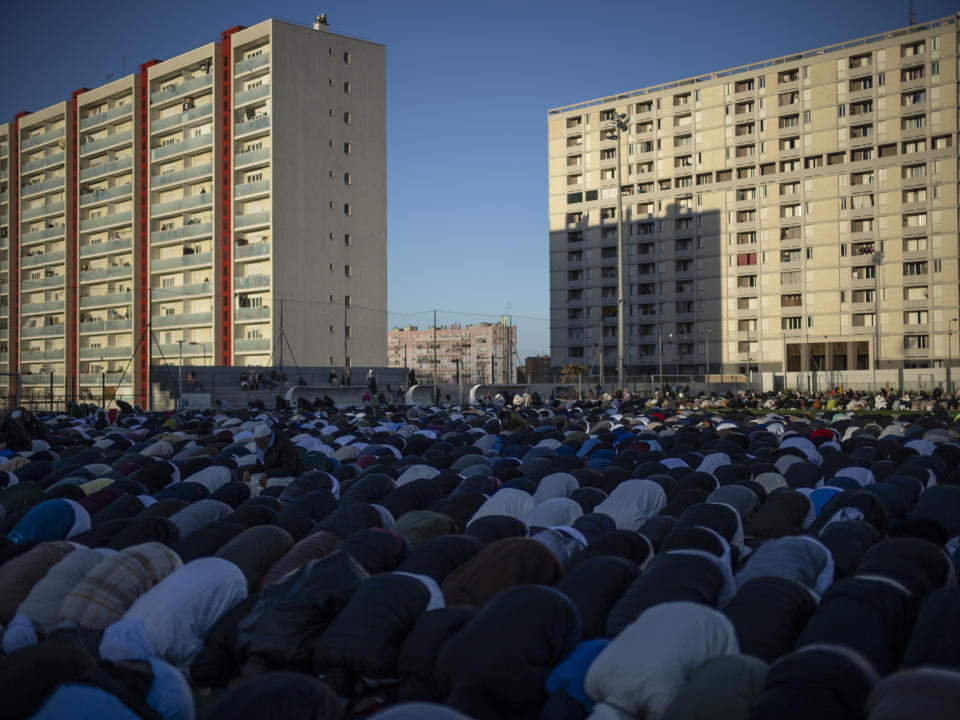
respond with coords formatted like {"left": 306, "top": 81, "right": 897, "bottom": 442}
{"left": 1, "top": 17, "right": 386, "bottom": 406}
{"left": 548, "top": 15, "right": 959, "bottom": 381}
{"left": 388, "top": 320, "right": 519, "bottom": 385}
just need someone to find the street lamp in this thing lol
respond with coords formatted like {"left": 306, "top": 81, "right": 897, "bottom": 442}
{"left": 657, "top": 324, "right": 664, "bottom": 396}
{"left": 189, "top": 341, "right": 207, "bottom": 398}
{"left": 176, "top": 339, "right": 184, "bottom": 411}
{"left": 705, "top": 327, "right": 712, "bottom": 396}
{"left": 606, "top": 110, "right": 630, "bottom": 392}
{"left": 949, "top": 317, "right": 959, "bottom": 395}
{"left": 667, "top": 332, "right": 674, "bottom": 393}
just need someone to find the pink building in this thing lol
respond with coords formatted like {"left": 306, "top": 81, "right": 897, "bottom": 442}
{"left": 388, "top": 319, "right": 518, "bottom": 384}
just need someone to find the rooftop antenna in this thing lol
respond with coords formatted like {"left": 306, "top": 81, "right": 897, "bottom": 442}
{"left": 909, "top": 0, "right": 916, "bottom": 25}
{"left": 313, "top": 13, "right": 330, "bottom": 30}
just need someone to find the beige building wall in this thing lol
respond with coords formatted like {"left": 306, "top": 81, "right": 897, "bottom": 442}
{"left": 388, "top": 321, "right": 519, "bottom": 384}
{"left": 548, "top": 15, "right": 960, "bottom": 379}
{"left": 1, "top": 17, "right": 387, "bottom": 406}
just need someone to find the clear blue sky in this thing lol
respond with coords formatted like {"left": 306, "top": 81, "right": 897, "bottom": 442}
{"left": 2, "top": 0, "right": 956, "bottom": 360}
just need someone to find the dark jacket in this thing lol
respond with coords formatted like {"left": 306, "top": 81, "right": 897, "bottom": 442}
{"left": 437, "top": 586, "right": 582, "bottom": 720}
{"left": 313, "top": 572, "right": 435, "bottom": 691}
{"left": 556, "top": 556, "right": 639, "bottom": 639}
{"left": 236, "top": 550, "right": 368, "bottom": 673}
{"left": 722, "top": 577, "right": 817, "bottom": 663}
{"left": 605, "top": 552, "right": 725, "bottom": 637}
{"left": 397, "top": 606, "right": 478, "bottom": 702}
{"left": 263, "top": 432, "right": 304, "bottom": 478}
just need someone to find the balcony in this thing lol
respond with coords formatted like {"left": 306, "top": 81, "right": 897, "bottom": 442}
{"left": 22, "top": 251, "right": 66, "bottom": 268}
{"left": 80, "top": 183, "right": 134, "bottom": 207}
{"left": 21, "top": 373, "right": 65, "bottom": 385}
{"left": 151, "top": 163, "right": 213, "bottom": 189}
{"left": 151, "top": 252, "right": 212, "bottom": 272}
{"left": 235, "top": 211, "right": 269, "bottom": 229}
{"left": 21, "top": 300, "right": 63, "bottom": 315}
{"left": 235, "top": 337, "right": 271, "bottom": 352}
{"left": 79, "top": 318, "right": 131, "bottom": 333}
{"left": 234, "top": 84, "right": 270, "bottom": 106}
{"left": 79, "top": 266, "right": 131, "bottom": 283}
{"left": 151, "top": 105, "right": 213, "bottom": 134}
{"left": 20, "top": 349, "right": 64, "bottom": 362}
{"left": 80, "top": 210, "right": 133, "bottom": 233}
{"left": 21, "top": 176, "right": 66, "bottom": 198}
{"left": 20, "top": 128, "right": 65, "bottom": 151}
{"left": 81, "top": 238, "right": 133, "bottom": 258}
{"left": 151, "top": 221, "right": 213, "bottom": 245}
{"left": 151, "top": 311, "right": 212, "bottom": 327}
{"left": 21, "top": 226, "right": 65, "bottom": 244}
{"left": 79, "top": 291, "right": 133, "bottom": 308}
{"left": 21, "top": 201, "right": 66, "bottom": 221}
{"left": 235, "top": 115, "right": 270, "bottom": 136}
{"left": 78, "top": 372, "right": 127, "bottom": 385}
{"left": 80, "top": 130, "right": 133, "bottom": 157}
{"left": 236, "top": 306, "right": 270, "bottom": 321}
{"left": 21, "top": 275, "right": 66, "bottom": 290}
{"left": 235, "top": 273, "right": 269, "bottom": 289}
{"left": 80, "top": 156, "right": 133, "bottom": 182}
{"left": 22, "top": 324, "right": 65, "bottom": 338}
{"left": 81, "top": 105, "right": 133, "bottom": 130}
{"left": 235, "top": 242, "right": 270, "bottom": 260}
{"left": 150, "top": 74, "right": 213, "bottom": 106}
{"left": 235, "top": 52, "right": 270, "bottom": 75}
{"left": 235, "top": 179, "right": 270, "bottom": 198}
{"left": 234, "top": 147, "right": 269, "bottom": 167}
{"left": 21, "top": 152, "right": 64, "bottom": 174}
{"left": 151, "top": 193, "right": 212, "bottom": 218}
{"left": 79, "top": 346, "right": 132, "bottom": 360}
{"left": 151, "top": 134, "right": 212, "bottom": 161}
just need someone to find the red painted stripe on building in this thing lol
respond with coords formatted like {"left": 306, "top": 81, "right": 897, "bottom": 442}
{"left": 219, "top": 28, "right": 242, "bottom": 366}
{"left": 10, "top": 112, "right": 29, "bottom": 396}
{"left": 137, "top": 61, "right": 158, "bottom": 407}
{"left": 69, "top": 90, "right": 86, "bottom": 404}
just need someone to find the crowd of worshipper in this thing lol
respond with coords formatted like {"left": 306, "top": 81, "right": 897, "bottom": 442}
{"left": 0, "top": 396, "right": 958, "bottom": 720}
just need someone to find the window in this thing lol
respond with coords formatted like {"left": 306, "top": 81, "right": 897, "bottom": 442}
{"left": 903, "top": 213, "right": 927, "bottom": 228}
{"left": 343, "top": 51, "right": 351, "bottom": 64}
{"left": 344, "top": 112, "right": 352, "bottom": 125}
{"left": 902, "top": 115, "right": 925, "bottom": 131}
{"left": 344, "top": 233, "right": 352, "bottom": 246}
{"left": 903, "top": 261, "right": 928, "bottom": 276}
{"left": 343, "top": 81, "right": 352, "bottom": 94}
{"left": 781, "top": 294, "right": 802, "bottom": 307}
{"left": 343, "top": 203, "right": 352, "bottom": 215}
{"left": 902, "top": 90, "right": 926, "bottom": 106}
{"left": 782, "top": 316, "right": 802, "bottom": 330}
{"left": 781, "top": 249, "right": 801, "bottom": 263}
{"left": 344, "top": 264, "right": 352, "bottom": 277}
{"left": 343, "top": 142, "right": 352, "bottom": 154}
{"left": 931, "top": 61, "right": 940, "bottom": 75}
{"left": 904, "top": 335, "right": 929, "bottom": 350}
{"left": 838, "top": 104, "right": 846, "bottom": 117}
{"left": 781, "top": 270, "right": 801, "bottom": 285}
{"left": 904, "top": 310, "right": 928, "bottom": 325}
{"left": 780, "top": 204, "right": 801, "bottom": 218}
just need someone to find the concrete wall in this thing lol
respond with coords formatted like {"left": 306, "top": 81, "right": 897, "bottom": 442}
{"left": 272, "top": 20, "right": 387, "bottom": 369}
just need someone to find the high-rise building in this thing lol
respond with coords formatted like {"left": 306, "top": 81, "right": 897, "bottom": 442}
{"left": 0, "top": 17, "right": 386, "bottom": 406}
{"left": 548, "top": 15, "right": 959, "bottom": 382}
{"left": 388, "top": 320, "right": 518, "bottom": 385}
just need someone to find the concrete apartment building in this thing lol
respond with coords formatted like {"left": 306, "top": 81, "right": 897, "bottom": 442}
{"left": 548, "top": 14, "right": 960, "bottom": 384}
{"left": 388, "top": 320, "right": 519, "bottom": 384}
{"left": 0, "top": 17, "right": 386, "bottom": 406}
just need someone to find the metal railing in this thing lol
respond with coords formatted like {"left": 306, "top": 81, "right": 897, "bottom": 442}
{"left": 235, "top": 115, "right": 270, "bottom": 136}
{"left": 151, "top": 193, "right": 212, "bottom": 217}
{"left": 80, "top": 156, "right": 133, "bottom": 181}
{"left": 21, "top": 128, "right": 65, "bottom": 151}
{"left": 150, "top": 252, "right": 213, "bottom": 272}
{"left": 22, "top": 251, "right": 66, "bottom": 267}
{"left": 81, "top": 238, "right": 133, "bottom": 257}
{"left": 80, "top": 130, "right": 133, "bottom": 157}
{"left": 151, "top": 105, "right": 213, "bottom": 133}
{"left": 234, "top": 52, "right": 270, "bottom": 74}
{"left": 79, "top": 291, "right": 132, "bottom": 308}
{"left": 151, "top": 163, "right": 213, "bottom": 188}
{"left": 21, "top": 152, "right": 65, "bottom": 174}
{"left": 151, "top": 222, "right": 213, "bottom": 244}
{"left": 80, "top": 210, "right": 133, "bottom": 232}
{"left": 80, "top": 184, "right": 134, "bottom": 206}
{"left": 150, "top": 74, "right": 213, "bottom": 105}
{"left": 81, "top": 104, "right": 133, "bottom": 130}
{"left": 235, "top": 179, "right": 270, "bottom": 198}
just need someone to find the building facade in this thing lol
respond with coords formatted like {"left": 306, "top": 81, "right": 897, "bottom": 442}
{"left": 0, "top": 17, "right": 386, "bottom": 406}
{"left": 388, "top": 320, "right": 518, "bottom": 385}
{"left": 548, "top": 15, "right": 959, "bottom": 382}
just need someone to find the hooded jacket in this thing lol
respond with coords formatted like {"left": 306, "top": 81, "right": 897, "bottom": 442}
{"left": 585, "top": 602, "right": 738, "bottom": 720}
{"left": 722, "top": 577, "right": 817, "bottom": 663}
{"left": 313, "top": 571, "right": 439, "bottom": 690}
{"left": 437, "top": 586, "right": 582, "bottom": 720}
{"left": 735, "top": 536, "right": 834, "bottom": 596}
{"left": 606, "top": 553, "right": 726, "bottom": 637}
{"left": 661, "top": 654, "right": 768, "bottom": 720}
{"left": 259, "top": 530, "right": 342, "bottom": 588}
{"left": 556, "top": 556, "right": 639, "bottom": 639}
{"left": 593, "top": 480, "right": 666, "bottom": 531}
{"left": 0, "top": 541, "right": 76, "bottom": 624}
{"left": 235, "top": 550, "right": 368, "bottom": 673}
{"left": 441, "top": 537, "right": 563, "bottom": 607}
{"left": 397, "top": 606, "right": 478, "bottom": 702}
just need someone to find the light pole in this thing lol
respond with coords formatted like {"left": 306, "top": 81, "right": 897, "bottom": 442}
{"left": 949, "top": 317, "right": 959, "bottom": 395}
{"left": 606, "top": 110, "right": 630, "bottom": 392}
{"left": 176, "top": 340, "right": 184, "bottom": 411}
{"left": 189, "top": 341, "right": 206, "bottom": 396}
{"left": 657, "top": 324, "right": 664, "bottom": 396}
{"left": 667, "top": 332, "right": 674, "bottom": 393}
{"left": 705, "top": 327, "right": 712, "bottom": 396}
{"left": 674, "top": 334, "right": 681, "bottom": 389}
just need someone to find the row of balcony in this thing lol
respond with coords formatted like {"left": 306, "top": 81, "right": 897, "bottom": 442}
{"left": 22, "top": 250, "right": 66, "bottom": 267}
{"left": 150, "top": 74, "right": 213, "bottom": 106}
{"left": 21, "top": 128, "right": 65, "bottom": 151}
{"left": 22, "top": 152, "right": 65, "bottom": 175}
{"left": 80, "top": 183, "right": 133, "bottom": 207}
{"left": 81, "top": 104, "right": 134, "bottom": 131}
{"left": 80, "top": 156, "right": 133, "bottom": 182}
{"left": 80, "top": 130, "right": 133, "bottom": 157}
{"left": 21, "top": 201, "right": 66, "bottom": 221}
{"left": 152, "top": 105, "right": 213, "bottom": 134}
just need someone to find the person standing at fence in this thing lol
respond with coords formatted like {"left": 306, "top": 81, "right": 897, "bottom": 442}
{"left": 344, "top": 367, "right": 351, "bottom": 386}
{"left": 367, "top": 369, "right": 377, "bottom": 396}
